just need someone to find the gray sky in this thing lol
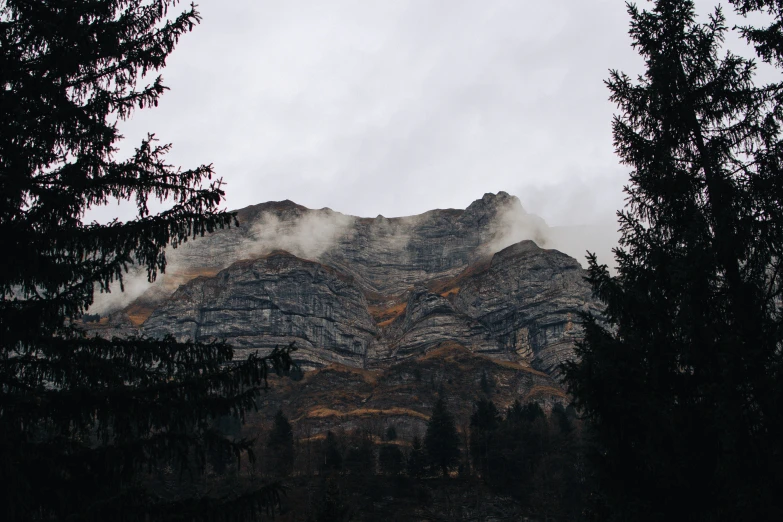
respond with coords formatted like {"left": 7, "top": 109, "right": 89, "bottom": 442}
{"left": 91, "top": 0, "right": 771, "bottom": 228}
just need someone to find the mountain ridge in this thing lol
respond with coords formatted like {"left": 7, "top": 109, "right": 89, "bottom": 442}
{"left": 91, "top": 191, "right": 599, "bottom": 377}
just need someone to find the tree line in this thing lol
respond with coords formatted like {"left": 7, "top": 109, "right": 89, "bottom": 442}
{"left": 231, "top": 398, "right": 589, "bottom": 520}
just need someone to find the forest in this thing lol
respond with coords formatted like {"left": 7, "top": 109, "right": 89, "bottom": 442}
{"left": 182, "top": 398, "right": 589, "bottom": 521}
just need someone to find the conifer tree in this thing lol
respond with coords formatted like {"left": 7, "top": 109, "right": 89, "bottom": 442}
{"left": 320, "top": 431, "right": 343, "bottom": 474}
{"left": 424, "top": 397, "right": 460, "bottom": 478}
{"left": 406, "top": 435, "right": 427, "bottom": 478}
{"left": 469, "top": 398, "right": 500, "bottom": 477}
{"left": 0, "top": 2, "right": 293, "bottom": 520}
{"left": 344, "top": 429, "right": 374, "bottom": 476}
{"left": 562, "top": 1, "right": 783, "bottom": 520}
{"left": 314, "top": 479, "right": 351, "bottom": 522}
{"left": 730, "top": 0, "right": 783, "bottom": 66}
{"left": 378, "top": 444, "right": 404, "bottom": 475}
{"left": 267, "top": 410, "right": 294, "bottom": 477}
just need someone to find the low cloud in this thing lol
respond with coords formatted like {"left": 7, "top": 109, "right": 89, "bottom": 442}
{"left": 243, "top": 209, "right": 355, "bottom": 261}
{"left": 483, "top": 199, "right": 550, "bottom": 255}
{"left": 89, "top": 265, "right": 153, "bottom": 315}
{"left": 547, "top": 223, "right": 620, "bottom": 274}
{"left": 483, "top": 195, "right": 620, "bottom": 273}
{"left": 86, "top": 194, "right": 621, "bottom": 316}
{"left": 87, "top": 209, "right": 357, "bottom": 315}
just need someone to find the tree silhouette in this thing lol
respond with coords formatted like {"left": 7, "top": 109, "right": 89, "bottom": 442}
{"left": 469, "top": 398, "right": 500, "bottom": 478}
{"left": 730, "top": 0, "right": 783, "bottom": 67}
{"left": 378, "top": 444, "right": 405, "bottom": 475}
{"left": 424, "top": 397, "right": 460, "bottom": 478}
{"left": 479, "top": 370, "right": 492, "bottom": 396}
{"left": 320, "top": 431, "right": 343, "bottom": 474}
{"left": 0, "top": 2, "right": 293, "bottom": 520}
{"left": 344, "top": 429, "right": 374, "bottom": 476}
{"left": 563, "top": 1, "right": 783, "bottom": 520}
{"left": 314, "top": 479, "right": 351, "bottom": 522}
{"left": 267, "top": 410, "right": 294, "bottom": 477}
{"left": 407, "top": 435, "right": 427, "bottom": 478}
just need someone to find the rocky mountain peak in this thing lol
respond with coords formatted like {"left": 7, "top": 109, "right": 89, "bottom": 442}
{"left": 90, "top": 192, "right": 599, "bottom": 378}
{"left": 84, "top": 192, "right": 605, "bottom": 434}
{"left": 464, "top": 190, "right": 523, "bottom": 215}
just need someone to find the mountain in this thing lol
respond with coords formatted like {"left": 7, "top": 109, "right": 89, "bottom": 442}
{"left": 87, "top": 191, "right": 601, "bottom": 432}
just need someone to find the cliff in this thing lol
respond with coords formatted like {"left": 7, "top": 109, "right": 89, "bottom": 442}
{"left": 87, "top": 191, "right": 601, "bottom": 430}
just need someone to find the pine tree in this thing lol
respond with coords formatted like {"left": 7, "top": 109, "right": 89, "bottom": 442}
{"left": 479, "top": 370, "right": 492, "bottom": 396}
{"left": 344, "top": 429, "right": 374, "bottom": 476}
{"left": 469, "top": 398, "right": 500, "bottom": 477}
{"left": 730, "top": 0, "right": 783, "bottom": 67}
{"left": 320, "top": 431, "right": 343, "bottom": 474}
{"left": 314, "top": 479, "right": 351, "bottom": 522}
{"left": 267, "top": 410, "right": 294, "bottom": 477}
{"left": 406, "top": 435, "right": 427, "bottom": 478}
{"left": 424, "top": 397, "right": 460, "bottom": 478}
{"left": 378, "top": 444, "right": 404, "bottom": 475}
{"left": 0, "top": 2, "right": 293, "bottom": 520}
{"left": 487, "top": 401, "right": 547, "bottom": 497}
{"left": 562, "top": 1, "right": 783, "bottom": 520}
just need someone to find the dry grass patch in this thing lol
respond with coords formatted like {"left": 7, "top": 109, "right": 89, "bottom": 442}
{"left": 125, "top": 304, "right": 155, "bottom": 326}
{"left": 420, "top": 341, "right": 470, "bottom": 360}
{"left": 300, "top": 407, "right": 429, "bottom": 422}
{"left": 319, "top": 363, "right": 381, "bottom": 385}
{"left": 368, "top": 302, "right": 407, "bottom": 327}
{"left": 427, "top": 257, "right": 492, "bottom": 295}
{"left": 439, "top": 287, "right": 460, "bottom": 298}
{"left": 525, "top": 385, "right": 567, "bottom": 400}
{"left": 488, "top": 358, "right": 549, "bottom": 376}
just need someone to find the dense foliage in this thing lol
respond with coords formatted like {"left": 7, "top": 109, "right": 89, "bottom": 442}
{"left": 0, "top": 1, "right": 292, "bottom": 520}
{"left": 563, "top": 1, "right": 783, "bottom": 520}
{"left": 267, "top": 410, "right": 294, "bottom": 477}
{"left": 239, "top": 397, "right": 587, "bottom": 520}
{"left": 423, "top": 397, "right": 461, "bottom": 477}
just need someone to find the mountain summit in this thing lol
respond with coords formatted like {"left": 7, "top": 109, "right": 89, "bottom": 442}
{"left": 92, "top": 192, "right": 599, "bottom": 379}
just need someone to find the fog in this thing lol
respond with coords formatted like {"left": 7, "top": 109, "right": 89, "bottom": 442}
{"left": 243, "top": 210, "right": 355, "bottom": 261}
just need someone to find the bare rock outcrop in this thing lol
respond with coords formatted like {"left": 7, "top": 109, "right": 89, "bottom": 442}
{"left": 143, "top": 251, "right": 377, "bottom": 369}
{"left": 451, "top": 240, "right": 597, "bottom": 373}
{"left": 93, "top": 192, "right": 600, "bottom": 377}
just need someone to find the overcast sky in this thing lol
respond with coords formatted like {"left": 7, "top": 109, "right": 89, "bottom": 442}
{"left": 91, "top": 0, "right": 771, "bottom": 227}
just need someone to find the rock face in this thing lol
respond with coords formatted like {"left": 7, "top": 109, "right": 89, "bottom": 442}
{"left": 254, "top": 342, "right": 569, "bottom": 438}
{"left": 451, "top": 241, "right": 594, "bottom": 373}
{"left": 96, "top": 191, "right": 600, "bottom": 376}
{"left": 143, "top": 252, "right": 378, "bottom": 368}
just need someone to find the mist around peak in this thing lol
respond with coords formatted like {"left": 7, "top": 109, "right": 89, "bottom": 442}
{"left": 476, "top": 192, "right": 618, "bottom": 273}
{"left": 87, "top": 191, "right": 620, "bottom": 315}
{"left": 243, "top": 209, "right": 356, "bottom": 261}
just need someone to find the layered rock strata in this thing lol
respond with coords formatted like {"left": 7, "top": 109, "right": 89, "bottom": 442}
{"left": 95, "top": 192, "right": 600, "bottom": 375}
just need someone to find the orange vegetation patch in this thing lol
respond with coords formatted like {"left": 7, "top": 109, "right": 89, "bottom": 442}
{"left": 319, "top": 363, "right": 381, "bottom": 385}
{"left": 420, "top": 341, "right": 470, "bottom": 360}
{"left": 489, "top": 358, "right": 549, "bottom": 376}
{"left": 163, "top": 267, "right": 221, "bottom": 291}
{"left": 427, "top": 257, "right": 492, "bottom": 295}
{"left": 368, "top": 302, "right": 407, "bottom": 327}
{"left": 299, "top": 407, "right": 428, "bottom": 422}
{"left": 125, "top": 304, "right": 154, "bottom": 326}
{"left": 439, "top": 287, "right": 460, "bottom": 298}
{"left": 417, "top": 342, "right": 549, "bottom": 377}
{"left": 298, "top": 433, "right": 328, "bottom": 443}
{"left": 524, "top": 385, "right": 567, "bottom": 400}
